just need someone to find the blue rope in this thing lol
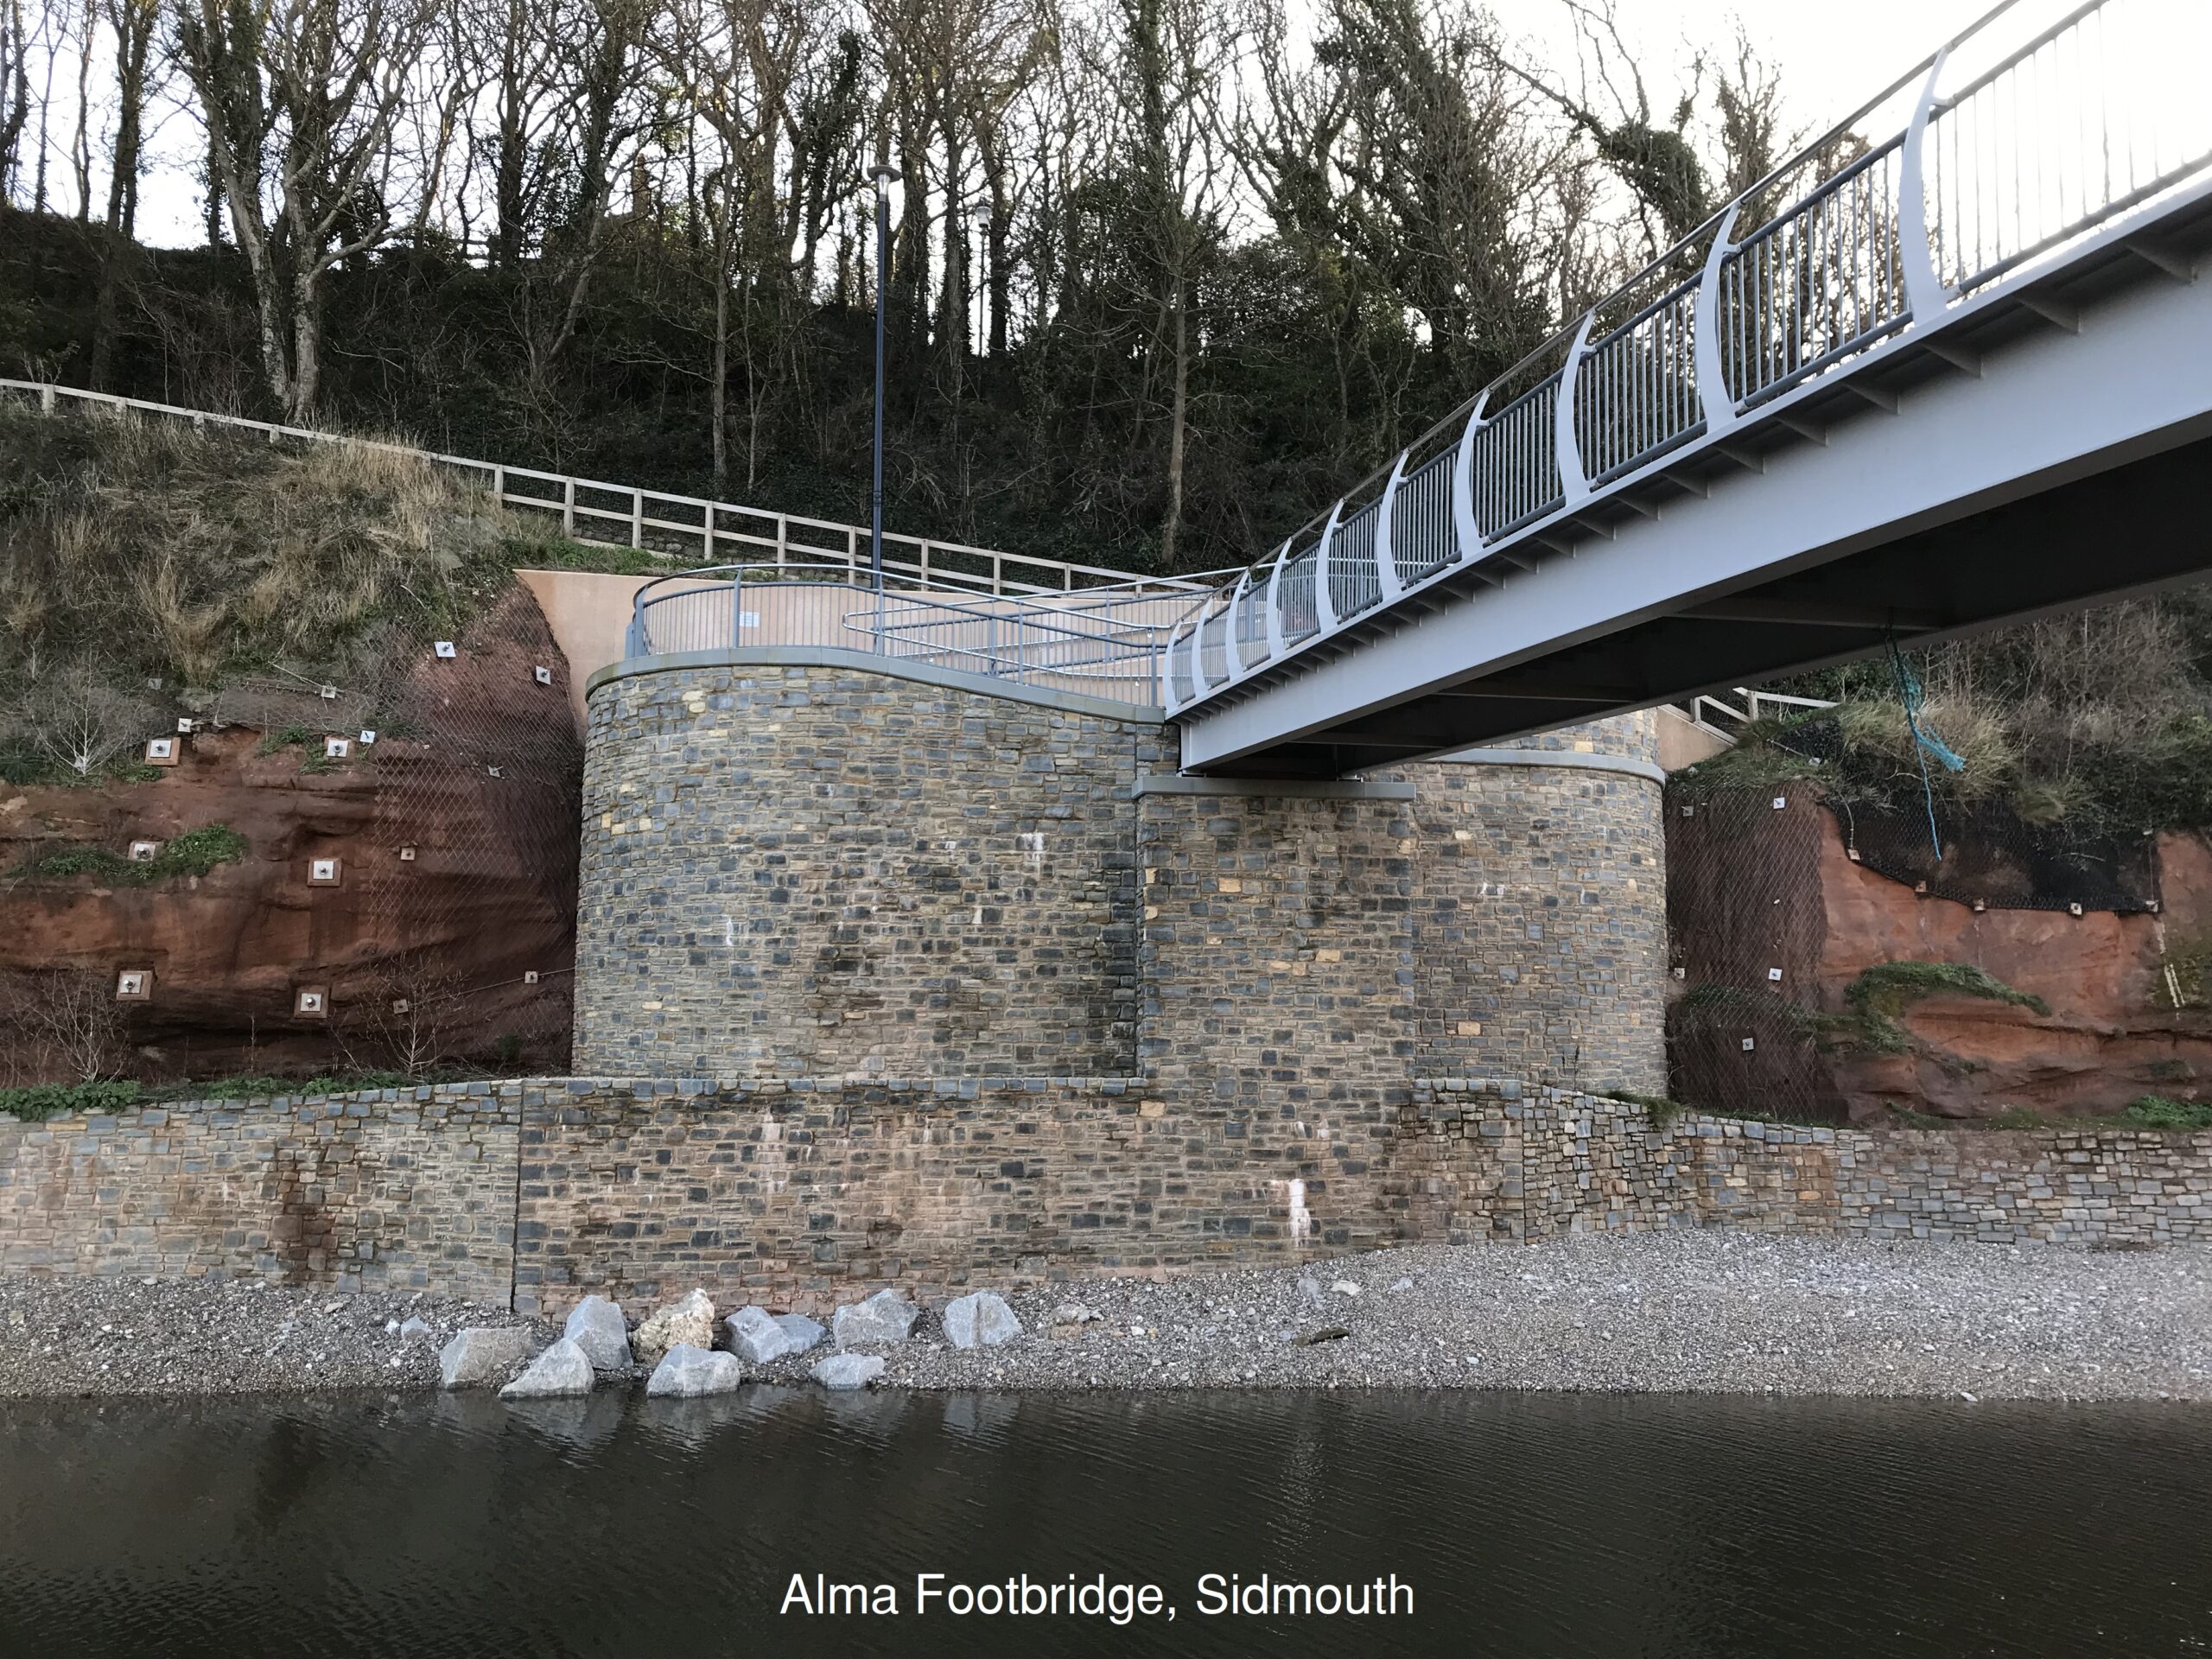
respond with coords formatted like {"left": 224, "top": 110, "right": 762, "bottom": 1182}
{"left": 1889, "top": 637, "right": 1963, "bottom": 861}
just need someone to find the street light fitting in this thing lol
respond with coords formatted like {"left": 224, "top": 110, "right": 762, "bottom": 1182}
{"left": 869, "top": 163, "right": 902, "bottom": 188}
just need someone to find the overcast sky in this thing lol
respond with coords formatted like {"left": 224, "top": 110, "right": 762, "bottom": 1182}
{"left": 1503, "top": 0, "right": 1999, "bottom": 137}
{"left": 111, "top": 0, "right": 2005, "bottom": 248}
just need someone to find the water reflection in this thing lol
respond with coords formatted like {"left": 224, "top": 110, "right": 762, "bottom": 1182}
{"left": 0, "top": 1389, "right": 2208, "bottom": 1657}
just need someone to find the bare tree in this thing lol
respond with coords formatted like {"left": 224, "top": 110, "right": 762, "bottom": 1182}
{"left": 173, "top": 0, "right": 441, "bottom": 418}
{"left": 88, "top": 0, "right": 162, "bottom": 388}
{"left": 333, "top": 955, "right": 467, "bottom": 1078}
{"left": 1, "top": 969, "right": 127, "bottom": 1083}
{"left": 658, "top": 0, "right": 816, "bottom": 489}
{"left": 1102, "top": 0, "right": 1230, "bottom": 569}
{"left": 17, "top": 661, "right": 151, "bottom": 777}
{"left": 0, "top": 0, "right": 29, "bottom": 200}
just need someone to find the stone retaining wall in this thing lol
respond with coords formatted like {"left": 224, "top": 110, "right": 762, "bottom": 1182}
{"left": 5, "top": 1078, "right": 2209, "bottom": 1316}
{"left": 0, "top": 1088, "right": 518, "bottom": 1301}
{"left": 1398, "top": 1080, "right": 2212, "bottom": 1246}
{"left": 510, "top": 1077, "right": 1396, "bottom": 1313}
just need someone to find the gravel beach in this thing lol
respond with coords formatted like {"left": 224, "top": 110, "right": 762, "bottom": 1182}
{"left": 3, "top": 1233, "right": 2207, "bottom": 1402}
{"left": 0, "top": 1279, "right": 549, "bottom": 1398}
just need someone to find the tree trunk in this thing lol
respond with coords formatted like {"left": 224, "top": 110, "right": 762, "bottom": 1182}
{"left": 289, "top": 264, "right": 321, "bottom": 420}
{"left": 1161, "top": 280, "right": 1187, "bottom": 571}
{"left": 711, "top": 259, "right": 728, "bottom": 488}
{"left": 89, "top": 4, "right": 150, "bottom": 391}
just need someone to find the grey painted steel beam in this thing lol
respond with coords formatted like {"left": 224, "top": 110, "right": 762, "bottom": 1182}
{"left": 1179, "top": 267, "right": 2212, "bottom": 773}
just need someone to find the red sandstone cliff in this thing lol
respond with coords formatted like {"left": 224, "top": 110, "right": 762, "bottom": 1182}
{"left": 0, "top": 586, "right": 580, "bottom": 1083}
{"left": 1668, "top": 793, "right": 2212, "bottom": 1122}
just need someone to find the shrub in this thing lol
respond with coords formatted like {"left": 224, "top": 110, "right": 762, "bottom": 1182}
{"left": 2120, "top": 1096, "right": 2212, "bottom": 1131}
{"left": 1602, "top": 1089, "right": 1691, "bottom": 1130}
{"left": 1836, "top": 962, "right": 2048, "bottom": 1053}
{"left": 0, "top": 1078, "right": 141, "bottom": 1122}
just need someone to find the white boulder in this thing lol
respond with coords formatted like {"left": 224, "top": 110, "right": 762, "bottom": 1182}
{"left": 812, "top": 1353, "right": 886, "bottom": 1389}
{"left": 438, "top": 1325, "right": 534, "bottom": 1389}
{"left": 725, "top": 1306, "right": 793, "bottom": 1364}
{"left": 773, "top": 1313, "right": 827, "bottom": 1355}
{"left": 646, "top": 1343, "right": 744, "bottom": 1398}
{"left": 833, "top": 1289, "right": 918, "bottom": 1351}
{"left": 499, "top": 1337, "right": 595, "bottom": 1400}
{"left": 563, "top": 1294, "right": 632, "bottom": 1370}
{"left": 943, "top": 1291, "right": 1023, "bottom": 1351}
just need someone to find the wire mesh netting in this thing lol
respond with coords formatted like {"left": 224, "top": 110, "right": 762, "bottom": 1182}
{"left": 1664, "top": 738, "right": 2168, "bottom": 1125}
{"left": 1702, "top": 709, "right": 2161, "bottom": 912}
{"left": 343, "top": 584, "right": 581, "bottom": 1075}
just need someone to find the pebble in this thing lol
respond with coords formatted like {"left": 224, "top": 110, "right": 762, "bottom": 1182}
{"left": 854, "top": 1234, "right": 2212, "bottom": 1401}
{"left": 0, "top": 1279, "right": 548, "bottom": 1398}
{"left": 6, "top": 1235, "right": 2209, "bottom": 1402}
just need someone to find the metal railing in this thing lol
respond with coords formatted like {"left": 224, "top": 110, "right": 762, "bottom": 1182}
{"left": 1681, "top": 688, "right": 1838, "bottom": 741}
{"left": 626, "top": 560, "right": 1203, "bottom": 707}
{"left": 1162, "top": 0, "right": 2212, "bottom": 715}
{"left": 0, "top": 378, "right": 1198, "bottom": 601}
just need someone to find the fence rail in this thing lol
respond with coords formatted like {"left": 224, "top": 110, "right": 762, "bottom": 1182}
{"left": 626, "top": 562, "right": 1199, "bottom": 707}
{"left": 1681, "top": 689, "right": 1838, "bottom": 741}
{"left": 0, "top": 378, "right": 1196, "bottom": 602}
{"left": 1162, "top": 0, "right": 2212, "bottom": 715}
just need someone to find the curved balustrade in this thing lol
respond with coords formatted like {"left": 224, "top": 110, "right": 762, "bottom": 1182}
{"left": 1158, "top": 0, "right": 2212, "bottom": 717}
{"left": 1467, "top": 375, "right": 1567, "bottom": 542}
{"left": 631, "top": 562, "right": 1204, "bottom": 707}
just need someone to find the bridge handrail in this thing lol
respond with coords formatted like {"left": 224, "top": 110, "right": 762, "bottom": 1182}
{"left": 1166, "top": 0, "right": 2211, "bottom": 716}
{"left": 0, "top": 377, "right": 1196, "bottom": 602}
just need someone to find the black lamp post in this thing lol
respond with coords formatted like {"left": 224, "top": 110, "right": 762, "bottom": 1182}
{"left": 868, "top": 162, "right": 900, "bottom": 636}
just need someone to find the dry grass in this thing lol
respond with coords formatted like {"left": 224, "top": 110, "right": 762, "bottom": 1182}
{"left": 1768, "top": 596, "right": 2212, "bottom": 831}
{"left": 0, "top": 404, "right": 520, "bottom": 697}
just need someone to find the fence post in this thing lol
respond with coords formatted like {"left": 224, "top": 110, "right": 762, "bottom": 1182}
{"left": 703, "top": 503, "right": 715, "bottom": 563}
{"left": 1899, "top": 47, "right": 1955, "bottom": 328}
{"left": 1694, "top": 204, "right": 1744, "bottom": 435}
{"left": 562, "top": 477, "right": 575, "bottom": 537}
{"left": 1451, "top": 391, "right": 1491, "bottom": 566}
{"left": 1313, "top": 499, "right": 1344, "bottom": 632}
{"left": 493, "top": 464, "right": 505, "bottom": 505}
{"left": 39, "top": 384, "right": 54, "bottom": 415}
{"left": 1373, "top": 449, "right": 1409, "bottom": 601}
{"left": 1263, "top": 539, "right": 1290, "bottom": 658}
{"left": 777, "top": 515, "right": 788, "bottom": 573}
{"left": 1554, "top": 308, "right": 1596, "bottom": 507}
{"left": 630, "top": 489, "right": 643, "bottom": 550}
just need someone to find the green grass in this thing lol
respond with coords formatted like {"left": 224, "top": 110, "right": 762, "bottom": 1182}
{"left": 257, "top": 726, "right": 353, "bottom": 774}
{"left": 256, "top": 725, "right": 317, "bottom": 755}
{"left": 502, "top": 527, "right": 672, "bottom": 576}
{"left": 1885, "top": 1096, "right": 2212, "bottom": 1132}
{"left": 23, "top": 823, "right": 248, "bottom": 885}
{"left": 1601, "top": 1089, "right": 1696, "bottom": 1130}
{"left": 1836, "top": 962, "right": 2049, "bottom": 1054}
{"left": 0, "top": 1067, "right": 485, "bottom": 1122}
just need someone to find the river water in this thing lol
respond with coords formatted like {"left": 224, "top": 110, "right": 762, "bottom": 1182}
{"left": 1, "top": 1387, "right": 2206, "bottom": 1656}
